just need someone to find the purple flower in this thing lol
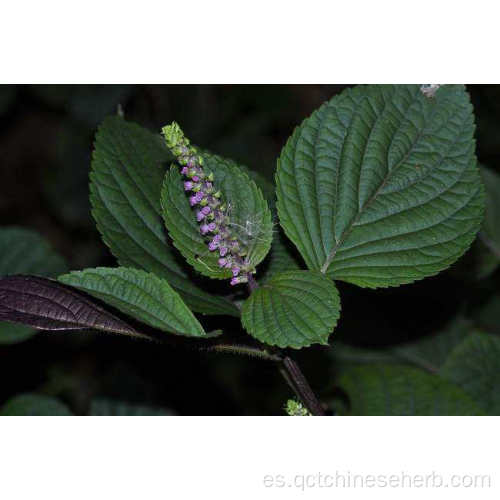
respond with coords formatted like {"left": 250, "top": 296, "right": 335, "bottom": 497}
{"left": 163, "top": 122, "right": 253, "bottom": 287}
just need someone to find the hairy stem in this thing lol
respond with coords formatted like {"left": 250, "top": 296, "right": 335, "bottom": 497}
{"left": 281, "top": 356, "right": 325, "bottom": 416}
{"left": 245, "top": 273, "right": 325, "bottom": 415}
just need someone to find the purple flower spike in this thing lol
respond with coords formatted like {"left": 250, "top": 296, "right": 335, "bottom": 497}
{"left": 163, "top": 122, "right": 252, "bottom": 287}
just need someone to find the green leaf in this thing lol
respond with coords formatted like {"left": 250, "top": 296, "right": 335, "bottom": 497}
{"left": 440, "top": 330, "right": 500, "bottom": 415}
{"left": 59, "top": 267, "right": 206, "bottom": 337}
{"left": 89, "top": 398, "right": 174, "bottom": 416}
{"left": 0, "top": 227, "right": 67, "bottom": 277}
{"left": 276, "top": 85, "right": 484, "bottom": 288}
{"left": 0, "top": 394, "right": 72, "bottom": 416}
{"left": 0, "top": 227, "right": 68, "bottom": 344}
{"left": 259, "top": 230, "right": 303, "bottom": 284}
{"left": 338, "top": 364, "right": 483, "bottom": 415}
{"left": 0, "top": 323, "right": 36, "bottom": 345}
{"left": 241, "top": 270, "right": 340, "bottom": 348}
{"left": 90, "top": 116, "right": 238, "bottom": 317}
{"left": 476, "top": 165, "right": 500, "bottom": 277}
{"left": 239, "top": 166, "right": 303, "bottom": 283}
{"left": 391, "top": 316, "right": 472, "bottom": 372}
{"left": 332, "top": 316, "right": 472, "bottom": 373}
{"left": 161, "top": 152, "right": 273, "bottom": 280}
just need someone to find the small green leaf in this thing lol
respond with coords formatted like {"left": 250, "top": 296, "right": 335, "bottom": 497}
{"left": 241, "top": 270, "right": 340, "bottom": 348}
{"left": 90, "top": 116, "right": 238, "bottom": 317}
{"left": 0, "top": 227, "right": 68, "bottom": 344}
{"left": 276, "top": 85, "right": 484, "bottom": 288}
{"left": 59, "top": 267, "right": 206, "bottom": 337}
{"left": 89, "top": 398, "right": 174, "bottom": 416}
{"left": 0, "top": 394, "right": 72, "bottom": 416}
{"left": 160, "top": 152, "right": 273, "bottom": 279}
{"left": 338, "top": 364, "right": 483, "bottom": 415}
{"left": 441, "top": 330, "right": 500, "bottom": 415}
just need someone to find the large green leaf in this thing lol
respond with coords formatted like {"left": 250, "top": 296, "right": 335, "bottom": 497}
{"left": 276, "top": 85, "right": 484, "bottom": 288}
{"left": 241, "top": 270, "right": 340, "bottom": 348}
{"left": 338, "top": 364, "right": 483, "bottom": 415}
{"left": 441, "top": 330, "right": 500, "bottom": 415}
{"left": 0, "top": 227, "right": 68, "bottom": 344}
{"left": 160, "top": 153, "right": 273, "bottom": 280}
{"left": 90, "top": 116, "right": 238, "bottom": 316}
{"left": 59, "top": 267, "right": 206, "bottom": 337}
{"left": 0, "top": 394, "right": 72, "bottom": 416}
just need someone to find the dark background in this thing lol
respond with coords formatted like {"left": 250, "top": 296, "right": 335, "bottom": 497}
{"left": 0, "top": 85, "right": 499, "bottom": 415}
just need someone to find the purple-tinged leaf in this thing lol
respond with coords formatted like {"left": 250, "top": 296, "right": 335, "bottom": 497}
{"left": 0, "top": 275, "right": 145, "bottom": 339}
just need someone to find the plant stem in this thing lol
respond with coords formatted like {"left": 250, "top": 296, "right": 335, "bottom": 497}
{"left": 245, "top": 272, "right": 325, "bottom": 415}
{"left": 281, "top": 356, "right": 325, "bottom": 416}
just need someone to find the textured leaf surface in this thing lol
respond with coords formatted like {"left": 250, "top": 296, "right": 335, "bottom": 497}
{"left": 0, "top": 228, "right": 68, "bottom": 344}
{"left": 241, "top": 270, "right": 340, "bottom": 348}
{"left": 0, "top": 275, "right": 142, "bottom": 338}
{"left": 441, "top": 331, "right": 500, "bottom": 415}
{"left": 338, "top": 364, "right": 483, "bottom": 415}
{"left": 90, "top": 116, "right": 237, "bottom": 316}
{"left": 276, "top": 85, "right": 484, "bottom": 288}
{"left": 59, "top": 267, "right": 205, "bottom": 337}
{"left": 161, "top": 153, "right": 273, "bottom": 279}
{"left": 89, "top": 398, "right": 174, "bottom": 416}
{"left": 0, "top": 394, "right": 72, "bottom": 416}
